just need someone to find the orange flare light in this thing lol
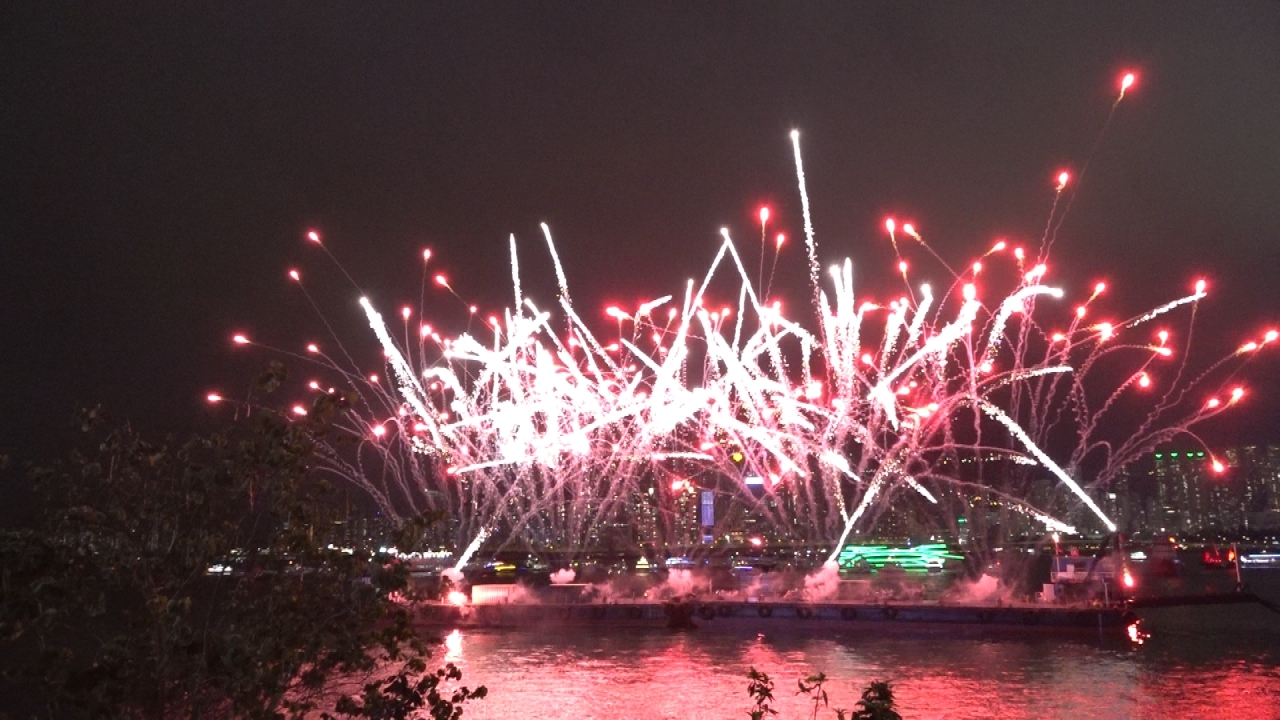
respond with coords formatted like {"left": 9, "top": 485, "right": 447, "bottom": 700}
{"left": 233, "top": 334, "right": 249, "bottom": 344}
{"left": 307, "top": 231, "right": 320, "bottom": 243}
{"left": 206, "top": 393, "right": 223, "bottom": 403}
{"left": 289, "top": 269, "right": 300, "bottom": 281}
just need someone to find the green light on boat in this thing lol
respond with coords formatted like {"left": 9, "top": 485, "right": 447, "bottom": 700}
{"left": 836, "top": 543, "right": 963, "bottom": 571}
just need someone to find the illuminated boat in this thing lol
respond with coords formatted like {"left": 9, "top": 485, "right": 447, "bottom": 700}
{"left": 1239, "top": 552, "right": 1280, "bottom": 568}
{"left": 834, "top": 543, "right": 963, "bottom": 572}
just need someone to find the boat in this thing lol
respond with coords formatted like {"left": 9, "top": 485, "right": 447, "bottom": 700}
{"left": 1239, "top": 551, "right": 1280, "bottom": 568}
{"left": 416, "top": 596, "right": 1135, "bottom": 634}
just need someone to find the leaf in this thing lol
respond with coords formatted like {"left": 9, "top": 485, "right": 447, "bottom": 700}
{"left": 255, "top": 361, "right": 289, "bottom": 393}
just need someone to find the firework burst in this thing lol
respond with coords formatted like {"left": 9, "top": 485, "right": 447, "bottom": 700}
{"left": 219, "top": 73, "right": 1274, "bottom": 561}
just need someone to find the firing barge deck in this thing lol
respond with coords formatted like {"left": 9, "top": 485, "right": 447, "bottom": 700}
{"left": 416, "top": 599, "right": 1135, "bottom": 634}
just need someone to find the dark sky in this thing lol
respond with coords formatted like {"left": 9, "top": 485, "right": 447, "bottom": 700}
{"left": 2, "top": 2, "right": 1278, "bottom": 473}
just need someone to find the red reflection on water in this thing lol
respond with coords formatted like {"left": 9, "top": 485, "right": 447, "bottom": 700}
{"left": 443, "top": 626, "right": 1280, "bottom": 720}
{"left": 1127, "top": 620, "right": 1148, "bottom": 646}
{"left": 445, "top": 629, "right": 463, "bottom": 661}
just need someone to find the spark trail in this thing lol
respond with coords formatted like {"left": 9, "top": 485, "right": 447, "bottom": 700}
{"left": 221, "top": 73, "right": 1274, "bottom": 562}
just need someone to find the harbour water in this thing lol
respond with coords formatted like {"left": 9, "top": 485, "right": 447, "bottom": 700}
{"left": 438, "top": 572, "right": 1280, "bottom": 719}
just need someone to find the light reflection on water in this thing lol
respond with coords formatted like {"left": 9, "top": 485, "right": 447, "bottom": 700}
{"left": 438, "top": 579, "right": 1280, "bottom": 719}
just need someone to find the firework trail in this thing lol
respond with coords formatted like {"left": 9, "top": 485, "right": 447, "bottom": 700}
{"left": 219, "top": 72, "right": 1275, "bottom": 562}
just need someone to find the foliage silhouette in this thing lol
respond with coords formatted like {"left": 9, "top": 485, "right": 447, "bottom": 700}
{"left": 747, "top": 668, "right": 900, "bottom": 720}
{"left": 1, "top": 385, "right": 483, "bottom": 719}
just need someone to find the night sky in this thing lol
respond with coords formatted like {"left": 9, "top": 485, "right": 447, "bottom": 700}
{"left": 2, "top": 3, "right": 1278, "bottom": 479}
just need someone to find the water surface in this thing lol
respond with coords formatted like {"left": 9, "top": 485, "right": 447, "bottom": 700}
{"left": 440, "top": 573, "right": 1280, "bottom": 719}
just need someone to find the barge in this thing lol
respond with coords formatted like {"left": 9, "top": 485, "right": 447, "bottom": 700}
{"left": 416, "top": 598, "right": 1135, "bottom": 634}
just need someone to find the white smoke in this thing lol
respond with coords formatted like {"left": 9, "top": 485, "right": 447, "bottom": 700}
{"left": 667, "top": 568, "right": 697, "bottom": 596}
{"left": 803, "top": 560, "right": 842, "bottom": 601}
{"left": 549, "top": 568, "right": 577, "bottom": 585}
{"left": 647, "top": 568, "right": 706, "bottom": 600}
{"left": 945, "top": 574, "right": 1008, "bottom": 605}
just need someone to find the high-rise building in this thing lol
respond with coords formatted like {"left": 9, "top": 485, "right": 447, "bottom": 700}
{"left": 1153, "top": 450, "right": 1212, "bottom": 533}
{"left": 1227, "top": 445, "right": 1280, "bottom": 531}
